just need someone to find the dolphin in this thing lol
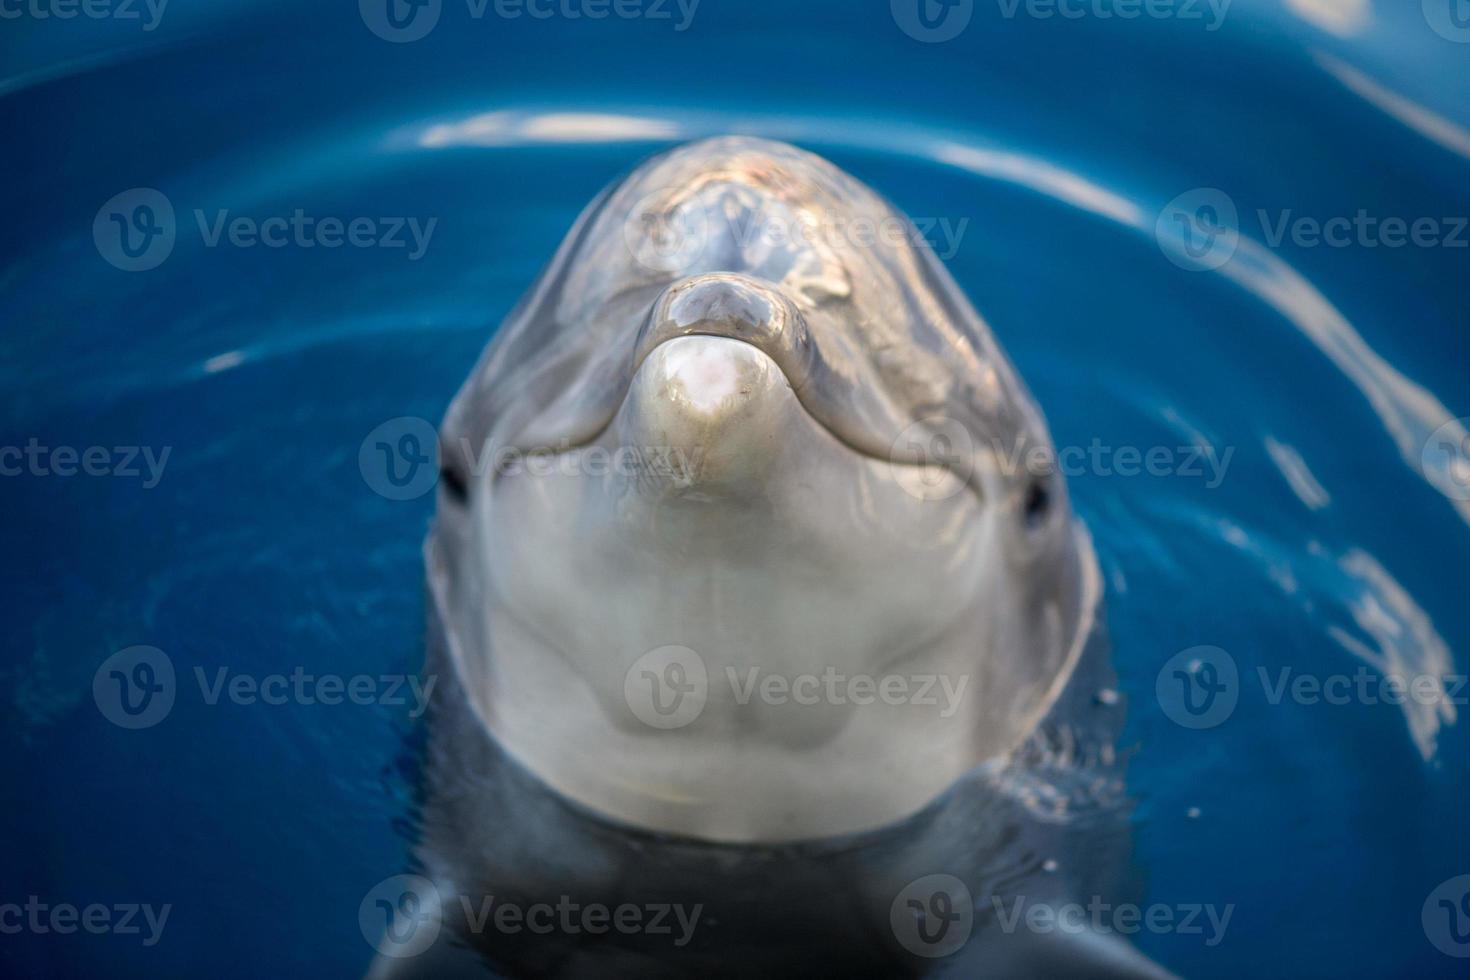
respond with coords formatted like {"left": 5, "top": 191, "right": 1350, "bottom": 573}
{"left": 369, "top": 137, "right": 1172, "bottom": 978}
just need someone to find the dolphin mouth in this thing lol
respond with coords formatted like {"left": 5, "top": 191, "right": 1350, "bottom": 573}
{"left": 632, "top": 273, "right": 821, "bottom": 404}
{"left": 575, "top": 273, "right": 981, "bottom": 496}
{"left": 454, "top": 271, "right": 986, "bottom": 501}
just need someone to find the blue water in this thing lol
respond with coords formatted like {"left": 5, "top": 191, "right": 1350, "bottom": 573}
{"left": 3, "top": 1, "right": 1469, "bottom": 976}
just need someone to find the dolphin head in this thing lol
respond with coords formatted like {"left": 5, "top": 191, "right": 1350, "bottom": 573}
{"left": 429, "top": 137, "right": 1099, "bottom": 843}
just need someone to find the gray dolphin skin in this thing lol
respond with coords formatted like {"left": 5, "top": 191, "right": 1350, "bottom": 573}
{"left": 373, "top": 138, "right": 1173, "bottom": 978}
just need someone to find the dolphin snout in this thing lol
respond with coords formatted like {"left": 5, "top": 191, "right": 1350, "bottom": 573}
{"left": 617, "top": 334, "right": 794, "bottom": 493}
{"left": 634, "top": 273, "right": 818, "bottom": 392}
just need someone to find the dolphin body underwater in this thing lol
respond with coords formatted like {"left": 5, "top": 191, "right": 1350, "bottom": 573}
{"left": 370, "top": 137, "right": 1174, "bottom": 978}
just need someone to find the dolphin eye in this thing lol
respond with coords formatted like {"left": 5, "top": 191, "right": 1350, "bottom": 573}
{"left": 1023, "top": 478, "right": 1052, "bottom": 529}
{"left": 440, "top": 460, "right": 469, "bottom": 505}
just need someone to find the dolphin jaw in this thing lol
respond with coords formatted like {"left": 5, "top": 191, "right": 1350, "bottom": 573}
{"left": 615, "top": 335, "right": 793, "bottom": 495}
